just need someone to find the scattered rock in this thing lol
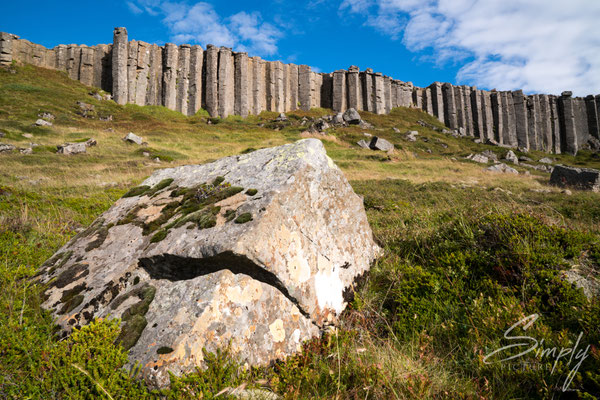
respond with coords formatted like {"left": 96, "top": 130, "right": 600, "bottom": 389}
{"left": 105, "top": 128, "right": 115, "bottom": 133}
{"left": 474, "top": 139, "right": 482, "bottom": 144}
{"left": 0, "top": 131, "right": 5, "bottom": 138}
{"left": 85, "top": 138, "right": 97, "bottom": 147}
{"left": 562, "top": 266, "right": 599, "bottom": 300}
{"left": 36, "top": 139, "right": 380, "bottom": 388}
{"left": 57, "top": 142, "right": 87, "bottom": 155}
{"left": 77, "top": 101, "right": 95, "bottom": 118}
{"left": 392, "top": 127, "right": 400, "bottom": 133}
{"left": 0, "top": 143, "right": 16, "bottom": 153}
{"left": 519, "top": 155, "right": 533, "bottom": 162}
{"left": 363, "top": 132, "right": 372, "bottom": 137}
{"left": 343, "top": 108, "right": 361, "bottom": 125}
{"left": 153, "top": 157, "right": 161, "bottom": 163}
{"left": 504, "top": 150, "right": 519, "bottom": 164}
{"left": 358, "top": 120, "right": 373, "bottom": 129}
{"left": 314, "top": 120, "right": 330, "bottom": 132}
{"left": 550, "top": 165, "right": 600, "bottom": 191}
{"left": 89, "top": 92, "right": 103, "bottom": 101}
{"left": 586, "top": 136, "right": 600, "bottom": 151}
{"left": 142, "top": 151, "right": 151, "bottom": 157}
{"left": 38, "top": 112, "right": 55, "bottom": 120}
{"left": 20, "top": 147, "right": 33, "bottom": 155}
{"left": 274, "top": 113, "right": 288, "bottom": 122}
{"left": 357, "top": 139, "right": 370, "bottom": 149}
{"left": 466, "top": 153, "right": 489, "bottom": 164}
{"left": 124, "top": 132, "right": 144, "bottom": 145}
{"left": 538, "top": 157, "right": 554, "bottom": 164}
{"left": 369, "top": 137, "right": 394, "bottom": 152}
{"left": 562, "top": 189, "right": 572, "bottom": 195}
{"left": 22, "top": 133, "right": 33, "bottom": 139}
{"left": 35, "top": 119, "right": 52, "bottom": 127}
{"left": 487, "top": 163, "right": 518, "bottom": 174}
{"left": 332, "top": 113, "right": 345, "bottom": 125}
{"left": 405, "top": 130, "right": 418, "bottom": 142}
{"left": 481, "top": 150, "right": 498, "bottom": 161}
{"left": 99, "top": 115, "right": 113, "bottom": 122}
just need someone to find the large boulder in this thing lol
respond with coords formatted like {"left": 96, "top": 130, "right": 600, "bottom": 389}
{"left": 36, "top": 139, "right": 380, "bottom": 388}
{"left": 57, "top": 142, "right": 87, "bottom": 155}
{"left": 342, "top": 108, "right": 361, "bottom": 124}
{"left": 550, "top": 165, "right": 600, "bottom": 191}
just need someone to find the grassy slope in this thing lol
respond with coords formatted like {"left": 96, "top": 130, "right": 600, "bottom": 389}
{"left": 0, "top": 65, "right": 599, "bottom": 399}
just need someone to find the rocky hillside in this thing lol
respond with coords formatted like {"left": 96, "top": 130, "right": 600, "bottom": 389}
{"left": 0, "top": 64, "right": 599, "bottom": 399}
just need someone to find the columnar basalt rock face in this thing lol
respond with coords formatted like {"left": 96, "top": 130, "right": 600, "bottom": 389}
{"left": 79, "top": 46, "right": 95, "bottom": 87}
{"left": 443, "top": 83, "right": 457, "bottom": 129}
{"left": 112, "top": 28, "right": 128, "bottom": 105}
{"left": 512, "top": 90, "right": 529, "bottom": 150}
{"left": 483, "top": 91, "right": 495, "bottom": 141}
{"left": 37, "top": 139, "right": 380, "bottom": 389}
{"left": 147, "top": 44, "right": 163, "bottom": 106}
{"left": 332, "top": 70, "right": 347, "bottom": 112}
{"left": 175, "top": 45, "right": 191, "bottom": 115}
{"left": 162, "top": 43, "right": 178, "bottom": 111}
{"left": 559, "top": 92, "right": 578, "bottom": 155}
{"left": 491, "top": 92, "right": 504, "bottom": 144}
{"left": 3, "top": 28, "right": 599, "bottom": 156}
{"left": 135, "top": 42, "right": 151, "bottom": 107}
{"left": 218, "top": 48, "right": 235, "bottom": 118}
{"left": 234, "top": 52, "right": 249, "bottom": 118}
{"left": 347, "top": 66, "right": 360, "bottom": 111}
{"left": 585, "top": 95, "right": 599, "bottom": 139}
{"left": 298, "top": 65, "right": 312, "bottom": 111}
{"left": 127, "top": 40, "right": 139, "bottom": 103}
{"left": 188, "top": 45, "right": 203, "bottom": 116}
{"left": 205, "top": 45, "right": 219, "bottom": 117}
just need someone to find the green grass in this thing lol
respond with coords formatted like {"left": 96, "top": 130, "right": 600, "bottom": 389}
{"left": 0, "top": 64, "right": 599, "bottom": 399}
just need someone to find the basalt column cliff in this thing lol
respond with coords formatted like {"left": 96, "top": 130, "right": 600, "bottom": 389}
{"left": 1, "top": 28, "right": 599, "bottom": 155}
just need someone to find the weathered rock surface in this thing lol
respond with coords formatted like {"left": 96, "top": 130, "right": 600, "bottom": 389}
{"left": 550, "top": 165, "right": 600, "bottom": 191}
{"left": 343, "top": 108, "right": 361, "bottom": 124}
{"left": 57, "top": 142, "right": 87, "bottom": 155}
{"left": 36, "top": 139, "right": 380, "bottom": 388}
{"left": 0, "top": 143, "right": 16, "bottom": 153}
{"left": 467, "top": 153, "right": 488, "bottom": 164}
{"left": 504, "top": 150, "right": 519, "bottom": 164}
{"left": 487, "top": 163, "right": 518, "bottom": 174}
{"left": 369, "top": 137, "right": 394, "bottom": 152}
{"left": 124, "top": 132, "right": 143, "bottom": 145}
{"left": 35, "top": 119, "right": 52, "bottom": 127}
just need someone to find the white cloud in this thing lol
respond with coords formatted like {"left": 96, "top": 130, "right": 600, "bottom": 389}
{"left": 127, "top": 1, "right": 283, "bottom": 56}
{"left": 126, "top": 2, "right": 144, "bottom": 15}
{"left": 341, "top": 0, "right": 600, "bottom": 96}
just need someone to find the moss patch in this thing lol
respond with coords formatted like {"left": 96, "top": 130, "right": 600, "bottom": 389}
{"left": 115, "top": 314, "right": 147, "bottom": 351}
{"left": 51, "top": 263, "right": 89, "bottom": 289}
{"left": 146, "top": 178, "right": 174, "bottom": 197}
{"left": 224, "top": 209, "right": 236, "bottom": 222}
{"left": 234, "top": 213, "right": 253, "bottom": 224}
{"left": 245, "top": 188, "right": 258, "bottom": 196}
{"left": 59, "top": 294, "right": 84, "bottom": 314}
{"left": 84, "top": 223, "right": 114, "bottom": 252}
{"left": 122, "top": 185, "right": 150, "bottom": 198}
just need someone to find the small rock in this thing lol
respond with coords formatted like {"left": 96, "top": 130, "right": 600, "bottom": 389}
{"left": 421, "top": 137, "right": 429, "bottom": 143}
{"left": 90, "top": 92, "right": 103, "bottom": 101}
{"left": 357, "top": 139, "right": 370, "bottom": 149}
{"left": 358, "top": 120, "right": 373, "bottom": 129}
{"left": 369, "top": 137, "right": 394, "bottom": 152}
{"left": 426, "top": 148, "right": 432, "bottom": 154}
{"left": 102, "top": 93, "right": 112, "bottom": 101}
{"left": 405, "top": 131, "right": 418, "bottom": 142}
{"left": 538, "top": 157, "right": 554, "bottom": 164}
{"left": 363, "top": 132, "right": 372, "bottom": 137}
{"left": 105, "top": 127, "right": 115, "bottom": 133}
{"left": 275, "top": 113, "right": 288, "bottom": 122}
{"left": 0, "top": 131, "right": 5, "bottom": 138}
{"left": 38, "top": 112, "right": 55, "bottom": 120}
{"left": 22, "top": 133, "right": 33, "bottom": 139}
{"left": 153, "top": 157, "right": 161, "bottom": 163}
{"left": 343, "top": 108, "right": 361, "bottom": 124}
{"left": 440, "top": 143, "right": 448, "bottom": 149}
{"left": 57, "top": 142, "right": 87, "bottom": 155}
{"left": 35, "top": 119, "right": 52, "bottom": 127}
{"left": 474, "top": 139, "right": 482, "bottom": 144}
{"left": 487, "top": 163, "right": 518, "bottom": 174}
{"left": 0, "top": 143, "right": 16, "bottom": 153}
{"left": 85, "top": 138, "right": 97, "bottom": 147}
{"left": 314, "top": 120, "right": 330, "bottom": 131}
{"left": 392, "top": 127, "right": 400, "bottom": 133}
{"left": 481, "top": 150, "right": 498, "bottom": 161}
{"left": 124, "top": 132, "right": 144, "bottom": 145}
{"left": 142, "top": 151, "right": 151, "bottom": 157}
{"left": 504, "top": 150, "right": 519, "bottom": 164}
{"left": 332, "top": 113, "right": 345, "bottom": 125}
{"left": 519, "top": 155, "right": 533, "bottom": 162}
{"left": 467, "top": 153, "right": 489, "bottom": 164}
{"left": 99, "top": 115, "right": 113, "bottom": 122}
{"left": 77, "top": 101, "right": 95, "bottom": 118}
{"left": 562, "top": 189, "right": 572, "bottom": 195}
{"left": 20, "top": 147, "right": 33, "bottom": 155}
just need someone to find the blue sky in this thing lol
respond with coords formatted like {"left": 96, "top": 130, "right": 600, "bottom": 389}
{"left": 2, "top": 0, "right": 599, "bottom": 96}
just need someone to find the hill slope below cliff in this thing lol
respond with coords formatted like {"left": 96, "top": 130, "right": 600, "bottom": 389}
{"left": 1, "top": 65, "right": 599, "bottom": 399}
